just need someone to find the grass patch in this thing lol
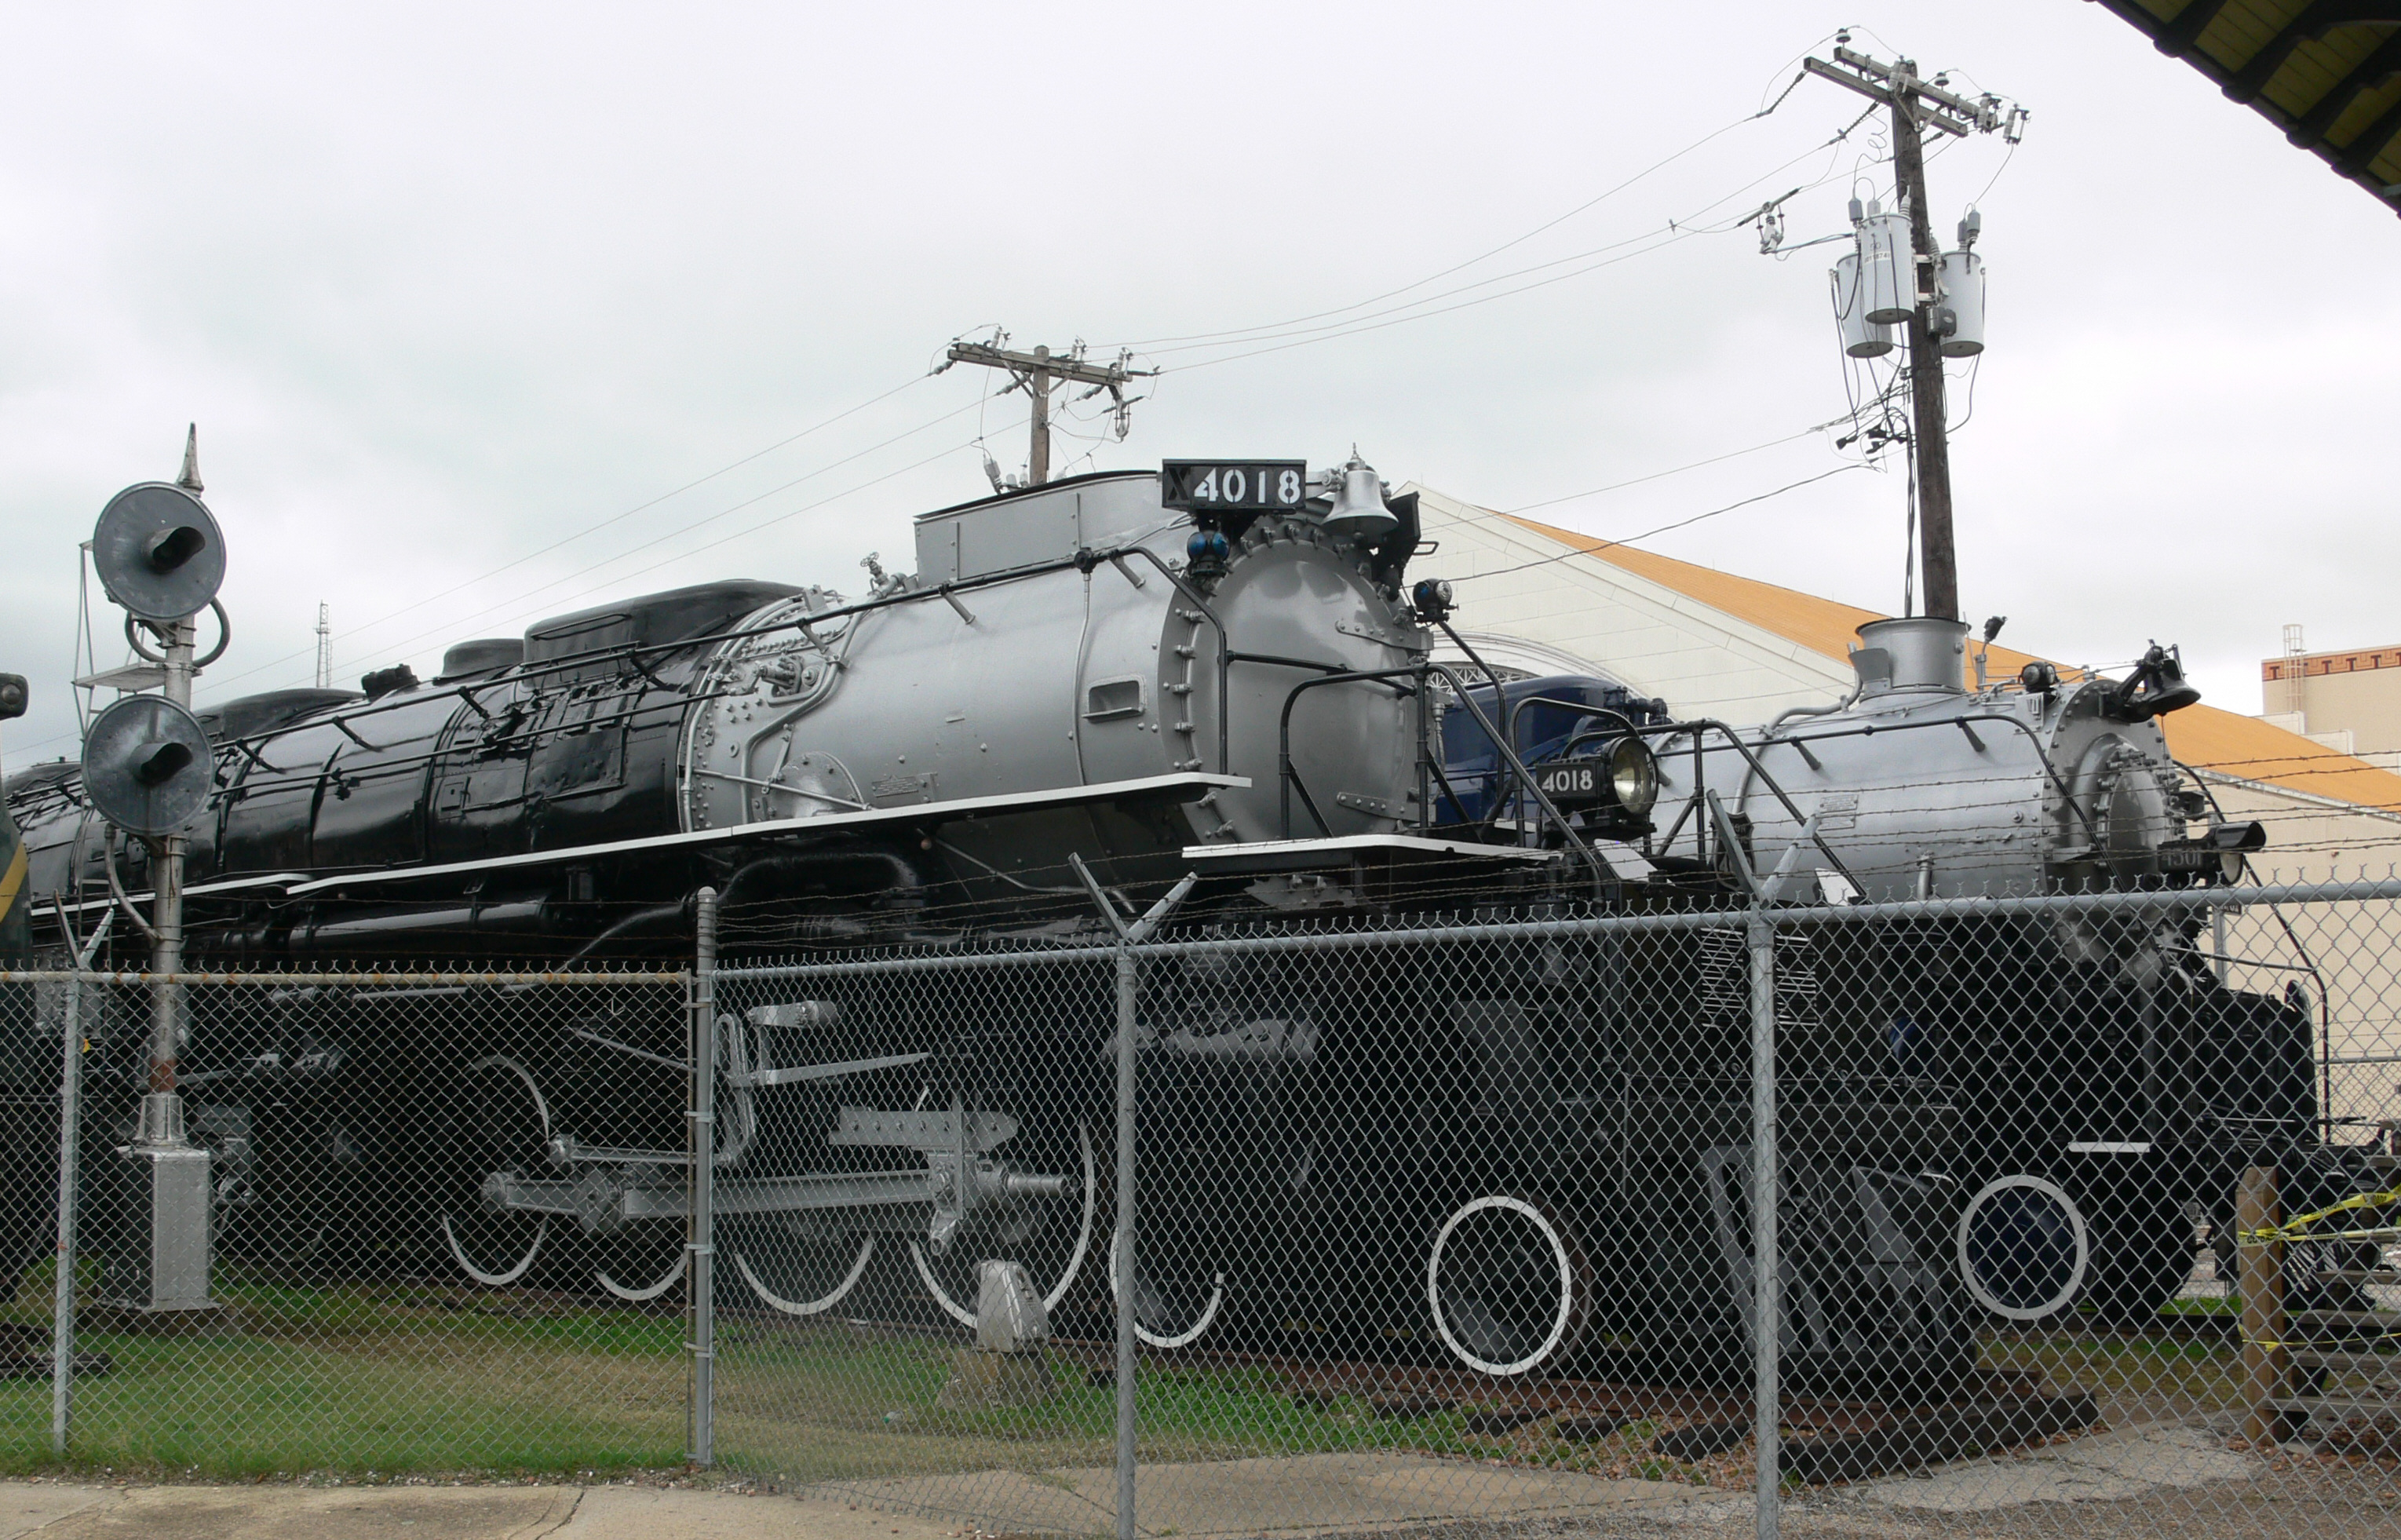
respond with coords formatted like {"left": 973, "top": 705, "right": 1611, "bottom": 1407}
{"left": 0, "top": 1273, "right": 684, "bottom": 1479}
{"left": 1979, "top": 1327, "right": 2249, "bottom": 1414}
{"left": 2161, "top": 1295, "right": 2237, "bottom": 1317}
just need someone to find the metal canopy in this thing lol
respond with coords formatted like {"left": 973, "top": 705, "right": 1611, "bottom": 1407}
{"left": 2094, "top": 0, "right": 2401, "bottom": 214}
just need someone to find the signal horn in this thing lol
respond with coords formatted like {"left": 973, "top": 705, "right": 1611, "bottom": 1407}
{"left": 80, "top": 695, "right": 215, "bottom": 837}
{"left": 92, "top": 482, "right": 227, "bottom": 622}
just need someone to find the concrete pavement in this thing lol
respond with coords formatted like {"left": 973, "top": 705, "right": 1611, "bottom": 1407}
{"left": 0, "top": 1421, "right": 2299, "bottom": 1539}
{"left": 0, "top": 1480, "right": 966, "bottom": 1540}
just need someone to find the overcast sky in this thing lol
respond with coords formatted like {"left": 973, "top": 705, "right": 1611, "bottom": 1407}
{"left": 2, "top": 2, "right": 2392, "bottom": 774}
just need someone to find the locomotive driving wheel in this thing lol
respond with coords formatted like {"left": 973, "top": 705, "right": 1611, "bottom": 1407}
{"left": 1426, "top": 1194, "right": 1593, "bottom": 1377}
{"left": 438, "top": 1056, "right": 553, "bottom": 1287}
{"left": 592, "top": 1218, "right": 689, "bottom": 1303}
{"left": 909, "top": 1112, "right": 1097, "bottom": 1328}
{"left": 1108, "top": 1230, "right": 1226, "bottom": 1349}
{"left": 723, "top": 1051, "right": 889, "bottom": 1318}
{"left": 729, "top": 1213, "right": 878, "bottom": 1317}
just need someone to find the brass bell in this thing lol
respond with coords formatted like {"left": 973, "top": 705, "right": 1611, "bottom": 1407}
{"left": 1322, "top": 451, "right": 1396, "bottom": 541}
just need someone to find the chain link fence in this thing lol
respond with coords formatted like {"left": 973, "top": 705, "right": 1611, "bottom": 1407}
{"left": 9, "top": 880, "right": 2401, "bottom": 1537}
{"left": 0, "top": 963, "right": 691, "bottom": 1477}
{"left": 708, "top": 876, "right": 2401, "bottom": 1538}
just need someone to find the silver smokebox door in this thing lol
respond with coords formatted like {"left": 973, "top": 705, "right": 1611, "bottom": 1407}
{"left": 975, "top": 1259, "right": 1049, "bottom": 1353}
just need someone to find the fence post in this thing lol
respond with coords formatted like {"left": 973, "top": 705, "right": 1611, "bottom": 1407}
{"left": 1114, "top": 940, "right": 1137, "bottom": 1540}
{"left": 1747, "top": 910, "right": 1780, "bottom": 1539}
{"left": 2238, "top": 1165, "right": 2286, "bottom": 1447}
{"left": 688, "top": 888, "right": 718, "bottom": 1469}
{"left": 51, "top": 965, "right": 85, "bottom": 1456}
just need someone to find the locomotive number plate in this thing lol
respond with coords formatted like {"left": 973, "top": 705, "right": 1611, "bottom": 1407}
{"left": 1530, "top": 760, "right": 1609, "bottom": 808}
{"left": 1160, "top": 460, "right": 1307, "bottom": 513}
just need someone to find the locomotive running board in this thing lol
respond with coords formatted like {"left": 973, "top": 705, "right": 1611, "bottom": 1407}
{"left": 279, "top": 772, "right": 1250, "bottom": 896}
{"left": 1180, "top": 832, "right": 1570, "bottom": 876}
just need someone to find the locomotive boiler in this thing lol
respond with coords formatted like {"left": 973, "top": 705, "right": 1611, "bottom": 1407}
{"left": 0, "top": 459, "right": 2331, "bottom": 1385}
{"left": 9, "top": 468, "right": 1425, "bottom": 957}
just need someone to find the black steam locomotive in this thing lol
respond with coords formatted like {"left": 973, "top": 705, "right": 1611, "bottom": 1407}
{"left": 0, "top": 465, "right": 2340, "bottom": 1389}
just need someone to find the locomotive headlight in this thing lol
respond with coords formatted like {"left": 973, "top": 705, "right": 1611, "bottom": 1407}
{"left": 1607, "top": 736, "right": 1659, "bottom": 819}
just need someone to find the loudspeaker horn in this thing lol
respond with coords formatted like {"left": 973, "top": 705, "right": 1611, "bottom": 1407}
{"left": 92, "top": 482, "right": 227, "bottom": 622}
{"left": 80, "top": 695, "right": 215, "bottom": 837}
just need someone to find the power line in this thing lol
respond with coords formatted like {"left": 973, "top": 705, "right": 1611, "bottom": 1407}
{"left": 1452, "top": 464, "right": 1870, "bottom": 583}
{"left": 1493, "top": 429, "right": 1827, "bottom": 518}
{"left": 199, "top": 389, "right": 995, "bottom": 703}
{"left": 1113, "top": 105, "right": 1787, "bottom": 352}
{"left": 1113, "top": 37, "right": 1861, "bottom": 359}
{"left": 339, "top": 439, "right": 983, "bottom": 667}
{"left": 196, "top": 371, "right": 944, "bottom": 695}
{"left": 1143, "top": 109, "right": 1894, "bottom": 374}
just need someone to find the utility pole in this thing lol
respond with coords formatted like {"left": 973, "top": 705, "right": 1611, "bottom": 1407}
{"left": 314, "top": 603, "right": 330, "bottom": 689}
{"left": 943, "top": 336, "right": 1152, "bottom": 488}
{"left": 1804, "top": 44, "right": 2019, "bottom": 623}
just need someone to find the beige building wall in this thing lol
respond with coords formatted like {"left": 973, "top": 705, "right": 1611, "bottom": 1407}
{"left": 2260, "top": 644, "right": 2401, "bottom": 759}
{"left": 2198, "top": 775, "right": 2401, "bottom": 1128}
{"left": 1407, "top": 485, "right": 1855, "bottom": 724}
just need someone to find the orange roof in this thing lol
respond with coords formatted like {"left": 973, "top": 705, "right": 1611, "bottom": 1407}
{"left": 1502, "top": 511, "right": 2401, "bottom": 815}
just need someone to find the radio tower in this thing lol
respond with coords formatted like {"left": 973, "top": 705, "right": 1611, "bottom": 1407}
{"left": 315, "top": 603, "right": 331, "bottom": 689}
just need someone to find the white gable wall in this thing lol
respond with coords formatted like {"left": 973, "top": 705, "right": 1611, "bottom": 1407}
{"left": 1406, "top": 484, "right": 1856, "bottom": 727}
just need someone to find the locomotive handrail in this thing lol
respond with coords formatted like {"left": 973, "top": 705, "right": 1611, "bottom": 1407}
{"left": 1473, "top": 692, "right": 1647, "bottom": 838}
{"left": 1579, "top": 717, "right": 1863, "bottom": 894}
{"left": 198, "top": 688, "right": 744, "bottom": 804}
{"left": 1637, "top": 706, "right": 2107, "bottom": 867}
{"left": 184, "top": 549, "right": 1086, "bottom": 756}
{"left": 1275, "top": 660, "right": 1613, "bottom": 894}
{"left": 170, "top": 534, "right": 1399, "bottom": 805}
{"left": 1274, "top": 666, "right": 1418, "bottom": 841}
{"left": 1115, "top": 542, "right": 1410, "bottom": 781}
{"left": 1426, "top": 625, "right": 1617, "bottom": 892}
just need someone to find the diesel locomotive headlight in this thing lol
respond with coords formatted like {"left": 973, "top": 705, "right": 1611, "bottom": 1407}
{"left": 1607, "top": 736, "right": 1658, "bottom": 819}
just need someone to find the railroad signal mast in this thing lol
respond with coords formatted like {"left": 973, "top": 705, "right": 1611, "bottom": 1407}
{"left": 943, "top": 336, "right": 1153, "bottom": 489}
{"left": 1802, "top": 42, "right": 2024, "bottom": 623}
{"left": 74, "top": 426, "right": 235, "bottom": 1314}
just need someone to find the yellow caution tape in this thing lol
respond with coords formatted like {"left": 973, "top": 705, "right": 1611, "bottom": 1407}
{"left": 2237, "top": 1185, "right": 2401, "bottom": 1247}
